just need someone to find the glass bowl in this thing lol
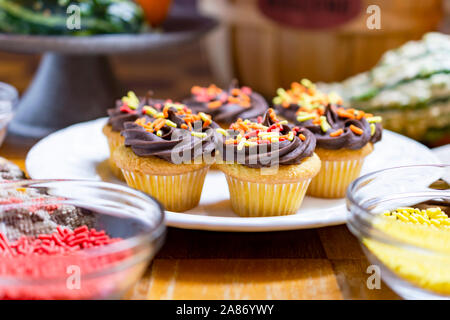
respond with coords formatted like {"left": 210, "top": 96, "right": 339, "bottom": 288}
{"left": 0, "top": 180, "right": 165, "bottom": 300}
{"left": 0, "top": 82, "right": 18, "bottom": 147}
{"left": 346, "top": 165, "right": 450, "bottom": 300}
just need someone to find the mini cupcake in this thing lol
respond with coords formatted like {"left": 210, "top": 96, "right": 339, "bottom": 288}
{"left": 183, "top": 81, "right": 268, "bottom": 128}
{"left": 215, "top": 109, "right": 321, "bottom": 217}
{"left": 113, "top": 103, "right": 219, "bottom": 212}
{"left": 273, "top": 79, "right": 382, "bottom": 198}
{"left": 103, "top": 91, "right": 167, "bottom": 179}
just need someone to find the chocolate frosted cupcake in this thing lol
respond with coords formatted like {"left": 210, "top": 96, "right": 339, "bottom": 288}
{"left": 102, "top": 91, "right": 167, "bottom": 179}
{"left": 215, "top": 109, "right": 321, "bottom": 217}
{"left": 113, "top": 103, "right": 219, "bottom": 212}
{"left": 273, "top": 80, "right": 382, "bottom": 198}
{"left": 183, "top": 82, "right": 268, "bottom": 128}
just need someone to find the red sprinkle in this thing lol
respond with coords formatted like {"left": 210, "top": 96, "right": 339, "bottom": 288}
{"left": 0, "top": 226, "right": 120, "bottom": 257}
{"left": 120, "top": 104, "right": 136, "bottom": 114}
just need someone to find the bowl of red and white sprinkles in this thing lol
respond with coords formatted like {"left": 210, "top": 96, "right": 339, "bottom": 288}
{"left": 0, "top": 180, "right": 165, "bottom": 300}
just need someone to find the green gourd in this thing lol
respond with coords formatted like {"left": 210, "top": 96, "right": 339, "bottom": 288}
{"left": 0, "top": 0, "right": 146, "bottom": 35}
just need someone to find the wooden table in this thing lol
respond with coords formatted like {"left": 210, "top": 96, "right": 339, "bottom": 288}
{"left": 0, "top": 135, "right": 400, "bottom": 300}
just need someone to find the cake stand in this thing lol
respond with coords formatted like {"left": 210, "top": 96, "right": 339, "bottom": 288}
{"left": 0, "top": 14, "right": 215, "bottom": 138}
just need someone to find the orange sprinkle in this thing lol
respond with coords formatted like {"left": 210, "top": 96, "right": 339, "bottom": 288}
{"left": 337, "top": 108, "right": 355, "bottom": 119}
{"left": 330, "top": 129, "right": 344, "bottom": 137}
{"left": 207, "top": 100, "right": 222, "bottom": 109}
{"left": 191, "top": 86, "right": 202, "bottom": 95}
{"left": 163, "top": 105, "right": 170, "bottom": 118}
{"left": 153, "top": 118, "right": 166, "bottom": 131}
{"left": 240, "top": 100, "right": 251, "bottom": 108}
{"left": 227, "top": 97, "right": 241, "bottom": 104}
{"left": 268, "top": 108, "right": 278, "bottom": 122}
{"left": 181, "top": 124, "right": 188, "bottom": 129}
{"left": 202, "top": 118, "right": 211, "bottom": 128}
{"left": 350, "top": 124, "right": 363, "bottom": 135}
{"left": 356, "top": 110, "right": 365, "bottom": 120}
{"left": 231, "top": 88, "right": 241, "bottom": 96}
{"left": 312, "top": 118, "right": 321, "bottom": 125}
{"left": 299, "top": 134, "right": 306, "bottom": 141}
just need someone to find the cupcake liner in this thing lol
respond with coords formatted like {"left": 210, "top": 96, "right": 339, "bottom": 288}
{"left": 121, "top": 167, "right": 209, "bottom": 212}
{"left": 105, "top": 134, "right": 124, "bottom": 180}
{"left": 307, "top": 158, "right": 364, "bottom": 198}
{"left": 224, "top": 175, "right": 311, "bottom": 217}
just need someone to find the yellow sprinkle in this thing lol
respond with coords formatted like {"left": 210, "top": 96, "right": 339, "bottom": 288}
{"left": 273, "top": 96, "right": 283, "bottom": 105}
{"left": 366, "top": 116, "right": 382, "bottom": 123}
{"left": 287, "top": 131, "right": 294, "bottom": 141}
{"left": 165, "top": 120, "right": 177, "bottom": 128}
{"left": 191, "top": 131, "right": 207, "bottom": 139}
{"left": 156, "top": 130, "right": 163, "bottom": 137}
{"left": 142, "top": 106, "right": 157, "bottom": 116}
{"left": 122, "top": 91, "right": 140, "bottom": 109}
{"left": 369, "top": 123, "right": 375, "bottom": 136}
{"left": 301, "top": 78, "right": 314, "bottom": 88}
{"left": 199, "top": 112, "right": 211, "bottom": 123}
{"left": 215, "top": 128, "right": 229, "bottom": 136}
{"left": 396, "top": 213, "right": 410, "bottom": 223}
{"left": 430, "top": 219, "right": 441, "bottom": 227}
{"left": 319, "top": 116, "right": 331, "bottom": 133}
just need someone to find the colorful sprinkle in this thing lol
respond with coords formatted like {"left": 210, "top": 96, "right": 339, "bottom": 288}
{"left": 350, "top": 124, "right": 364, "bottom": 135}
{"left": 216, "top": 128, "right": 229, "bottom": 136}
{"left": 370, "top": 123, "right": 376, "bottom": 136}
{"left": 330, "top": 128, "right": 344, "bottom": 137}
{"left": 191, "top": 131, "right": 207, "bottom": 139}
{"left": 121, "top": 91, "right": 140, "bottom": 110}
{"left": 366, "top": 116, "right": 382, "bottom": 123}
{"left": 296, "top": 113, "right": 316, "bottom": 122}
{"left": 165, "top": 119, "right": 177, "bottom": 128}
{"left": 224, "top": 108, "right": 306, "bottom": 146}
{"left": 319, "top": 116, "right": 331, "bottom": 133}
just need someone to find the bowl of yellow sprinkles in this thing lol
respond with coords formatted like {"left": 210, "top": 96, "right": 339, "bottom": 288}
{"left": 346, "top": 165, "right": 450, "bottom": 300}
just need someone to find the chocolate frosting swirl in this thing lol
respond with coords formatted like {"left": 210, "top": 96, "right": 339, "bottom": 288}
{"left": 121, "top": 109, "right": 219, "bottom": 164}
{"left": 220, "top": 110, "right": 316, "bottom": 168}
{"left": 107, "top": 97, "right": 167, "bottom": 132}
{"left": 184, "top": 83, "right": 268, "bottom": 124}
{"left": 275, "top": 104, "right": 382, "bottom": 150}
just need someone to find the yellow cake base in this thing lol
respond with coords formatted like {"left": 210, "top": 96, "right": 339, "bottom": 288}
{"left": 113, "top": 145, "right": 210, "bottom": 212}
{"left": 102, "top": 124, "right": 125, "bottom": 180}
{"left": 217, "top": 153, "right": 321, "bottom": 217}
{"left": 225, "top": 176, "right": 312, "bottom": 217}
{"left": 307, "top": 144, "right": 373, "bottom": 198}
{"left": 121, "top": 167, "right": 209, "bottom": 212}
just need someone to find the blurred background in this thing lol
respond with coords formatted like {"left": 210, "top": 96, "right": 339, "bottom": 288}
{"left": 0, "top": 0, "right": 449, "bottom": 145}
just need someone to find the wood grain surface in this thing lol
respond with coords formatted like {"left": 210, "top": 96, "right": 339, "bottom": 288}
{"left": 0, "top": 137, "right": 400, "bottom": 300}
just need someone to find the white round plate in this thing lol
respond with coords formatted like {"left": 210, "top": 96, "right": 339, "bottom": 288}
{"left": 26, "top": 118, "right": 441, "bottom": 232}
